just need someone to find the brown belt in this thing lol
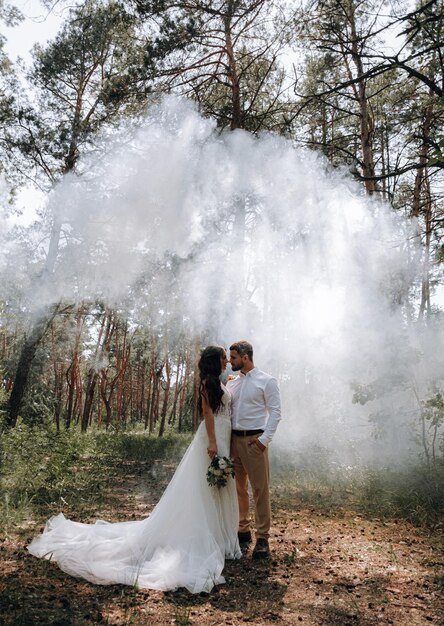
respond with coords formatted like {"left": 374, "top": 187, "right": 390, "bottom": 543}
{"left": 232, "top": 429, "right": 264, "bottom": 437}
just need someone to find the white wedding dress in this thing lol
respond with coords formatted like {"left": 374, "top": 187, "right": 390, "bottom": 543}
{"left": 27, "top": 386, "right": 241, "bottom": 593}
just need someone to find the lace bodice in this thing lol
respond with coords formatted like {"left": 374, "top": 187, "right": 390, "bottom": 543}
{"left": 217, "top": 385, "right": 231, "bottom": 421}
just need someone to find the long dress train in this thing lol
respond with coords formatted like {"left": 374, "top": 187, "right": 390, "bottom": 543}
{"left": 27, "top": 386, "right": 241, "bottom": 593}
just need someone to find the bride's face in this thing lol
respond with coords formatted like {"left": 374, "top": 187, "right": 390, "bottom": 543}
{"left": 220, "top": 353, "right": 228, "bottom": 371}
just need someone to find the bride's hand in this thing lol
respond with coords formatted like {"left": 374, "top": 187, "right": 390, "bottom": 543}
{"left": 207, "top": 440, "right": 218, "bottom": 459}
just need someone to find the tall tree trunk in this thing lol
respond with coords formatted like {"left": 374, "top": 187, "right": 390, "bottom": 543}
{"left": 139, "top": 364, "right": 145, "bottom": 423}
{"left": 81, "top": 312, "right": 109, "bottom": 432}
{"left": 411, "top": 104, "right": 433, "bottom": 321}
{"left": 149, "top": 371, "right": 160, "bottom": 434}
{"left": 81, "top": 370, "right": 99, "bottom": 433}
{"left": 168, "top": 352, "right": 184, "bottom": 426}
{"left": 6, "top": 304, "right": 60, "bottom": 426}
{"left": 144, "top": 367, "right": 153, "bottom": 430}
{"left": 419, "top": 177, "right": 432, "bottom": 319}
{"left": 224, "top": 1, "right": 242, "bottom": 130}
{"left": 158, "top": 357, "right": 171, "bottom": 437}
{"left": 65, "top": 309, "right": 84, "bottom": 429}
{"left": 178, "top": 347, "right": 191, "bottom": 432}
{"left": 53, "top": 364, "right": 63, "bottom": 432}
{"left": 192, "top": 339, "right": 201, "bottom": 432}
{"left": 346, "top": 0, "right": 377, "bottom": 195}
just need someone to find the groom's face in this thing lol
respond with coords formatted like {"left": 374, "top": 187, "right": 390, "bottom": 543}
{"left": 229, "top": 350, "right": 244, "bottom": 372}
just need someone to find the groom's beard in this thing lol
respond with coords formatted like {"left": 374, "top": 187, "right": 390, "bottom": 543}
{"left": 230, "top": 364, "right": 242, "bottom": 371}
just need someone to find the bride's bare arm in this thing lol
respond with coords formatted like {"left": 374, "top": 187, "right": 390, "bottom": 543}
{"left": 202, "top": 392, "right": 217, "bottom": 459}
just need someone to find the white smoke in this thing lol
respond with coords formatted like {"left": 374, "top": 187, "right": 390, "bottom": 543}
{"left": 2, "top": 96, "right": 443, "bottom": 466}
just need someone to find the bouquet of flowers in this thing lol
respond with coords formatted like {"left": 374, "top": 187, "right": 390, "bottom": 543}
{"left": 206, "top": 455, "right": 235, "bottom": 488}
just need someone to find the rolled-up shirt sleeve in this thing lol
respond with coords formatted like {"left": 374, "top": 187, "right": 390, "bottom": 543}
{"left": 258, "top": 377, "right": 282, "bottom": 446}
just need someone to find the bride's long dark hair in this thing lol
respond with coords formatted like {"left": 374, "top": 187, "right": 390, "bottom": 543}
{"left": 198, "top": 345, "right": 225, "bottom": 415}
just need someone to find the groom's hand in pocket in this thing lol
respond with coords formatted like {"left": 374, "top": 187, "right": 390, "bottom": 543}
{"left": 248, "top": 438, "right": 266, "bottom": 452}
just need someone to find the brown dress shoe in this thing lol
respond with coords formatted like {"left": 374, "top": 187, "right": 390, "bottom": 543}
{"left": 252, "top": 538, "right": 270, "bottom": 559}
{"left": 238, "top": 530, "right": 252, "bottom": 544}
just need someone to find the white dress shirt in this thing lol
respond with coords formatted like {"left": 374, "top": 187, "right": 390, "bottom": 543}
{"left": 227, "top": 367, "right": 282, "bottom": 447}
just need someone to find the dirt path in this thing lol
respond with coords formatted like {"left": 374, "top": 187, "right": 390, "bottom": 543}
{"left": 0, "top": 461, "right": 442, "bottom": 626}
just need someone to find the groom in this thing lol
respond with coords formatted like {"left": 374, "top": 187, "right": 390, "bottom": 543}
{"left": 227, "top": 340, "right": 282, "bottom": 559}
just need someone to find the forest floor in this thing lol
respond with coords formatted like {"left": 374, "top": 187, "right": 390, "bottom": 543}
{"left": 0, "top": 454, "right": 443, "bottom": 626}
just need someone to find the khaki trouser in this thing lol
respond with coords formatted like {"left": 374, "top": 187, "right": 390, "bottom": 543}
{"left": 231, "top": 434, "right": 271, "bottom": 540}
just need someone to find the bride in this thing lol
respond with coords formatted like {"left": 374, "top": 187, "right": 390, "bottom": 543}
{"left": 27, "top": 345, "right": 241, "bottom": 593}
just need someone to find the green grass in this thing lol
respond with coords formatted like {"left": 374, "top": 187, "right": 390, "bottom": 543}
{"left": 94, "top": 429, "right": 192, "bottom": 462}
{"left": 354, "top": 463, "right": 444, "bottom": 528}
{"left": 0, "top": 421, "right": 192, "bottom": 534}
{"left": 271, "top": 457, "right": 444, "bottom": 530}
{"left": 1, "top": 421, "right": 442, "bottom": 535}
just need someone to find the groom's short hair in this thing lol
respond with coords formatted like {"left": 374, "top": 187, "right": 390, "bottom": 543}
{"left": 230, "top": 340, "right": 253, "bottom": 360}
